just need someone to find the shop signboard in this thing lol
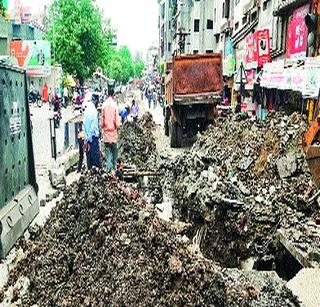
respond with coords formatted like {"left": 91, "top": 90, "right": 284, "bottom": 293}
{"left": 245, "top": 33, "right": 258, "bottom": 69}
{"left": 303, "top": 57, "right": 320, "bottom": 97}
{"left": 256, "top": 29, "right": 271, "bottom": 67}
{"left": 10, "top": 40, "right": 51, "bottom": 77}
{"left": 224, "top": 38, "right": 235, "bottom": 76}
{"left": 286, "top": 4, "right": 309, "bottom": 60}
{"left": 261, "top": 61, "right": 285, "bottom": 89}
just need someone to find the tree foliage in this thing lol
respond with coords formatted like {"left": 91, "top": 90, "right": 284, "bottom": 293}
{"left": 107, "top": 46, "right": 145, "bottom": 83}
{"left": 46, "top": 0, "right": 144, "bottom": 84}
{"left": 46, "top": 0, "right": 114, "bottom": 83}
{"left": 0, "top": 0, "right": 6, "bottom": 17}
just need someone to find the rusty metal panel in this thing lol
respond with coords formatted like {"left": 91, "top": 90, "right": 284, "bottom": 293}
{"left": 173, "top": 53, "right": 223, "bottom": 96}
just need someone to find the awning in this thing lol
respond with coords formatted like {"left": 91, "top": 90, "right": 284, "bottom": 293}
{"left": 273, "top": 0, "right": 309, "bottom": 16}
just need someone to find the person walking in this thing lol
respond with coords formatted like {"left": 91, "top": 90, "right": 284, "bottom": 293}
{"left": 63, "top": 86, "right": 69, "bottom": 107}
{"left": 83, "top": 94, "right": 102, "bottom": 169}
{"left": 131, "top": 99, "right": 139, "bottom": 122}
{"left": 77, "top": 121, "right": 85, "bottom": 172}
{"left": 100, "top": 89, "right": 121, "bottom": 174}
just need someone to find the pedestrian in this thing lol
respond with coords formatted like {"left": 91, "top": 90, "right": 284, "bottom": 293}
{"left": 83, "top": 94, "right": 102, "bottom": 170}
{"left": 147, "top": 89, "right": 152, "bottom": 109}
{"left": 63, "top": 86, "right": 69, "bottom": 107}
{"left": 235, "top": 95, "right": 242, "bottom": 114}
{"left": 77, "top": 121, "right": 85, "bottom": 172}
{"left": 100, "top": 88, "right": 121, "bottom": 174}
{"left": 120, "top": 103, "right": 130, "bottom": 124}
{"left": 131, "top": 99, "right": 139, "bottom": 122}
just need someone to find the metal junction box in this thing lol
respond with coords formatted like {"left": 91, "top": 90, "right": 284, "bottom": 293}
{"left": 0, "top": 63, "right": 39, "bottom": 258}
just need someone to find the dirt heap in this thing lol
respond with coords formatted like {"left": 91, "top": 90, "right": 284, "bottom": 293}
{"left": 161, "top": 112, "right": 319, "bottom": 267}
{"left": 119, "top": 113, "right": 157, "bottom": 170}
{"left": 5, "top": 171, "right": 299, "bottom": 306}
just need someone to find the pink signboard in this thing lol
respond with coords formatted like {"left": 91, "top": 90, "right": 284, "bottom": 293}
{"left": 256, "top": 29, "right": 271, "bottom": 67}
{"left": 286, "top": 4, "right": 309, "bottom": 59}
{"left": 245, "top": 33, "right": 258, "bottom": 69}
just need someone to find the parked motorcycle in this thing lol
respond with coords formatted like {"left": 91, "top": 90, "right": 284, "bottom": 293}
{"left": 28, "top": 91, "right": 43, "bottom": 107}
{"left": 53, "top": 110, "right": 62, "bottom": 128}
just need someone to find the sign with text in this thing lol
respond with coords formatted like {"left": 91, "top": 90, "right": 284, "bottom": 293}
{"left": 256, "top": 29, "right": 271, "bottom": 67}
{"left": 286, "top": 4, "right": 309, "bottom": 59}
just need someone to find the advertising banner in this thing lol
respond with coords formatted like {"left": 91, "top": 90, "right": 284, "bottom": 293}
{"left": 245, "top": 33, "right": 258, "bottom": 69}
{"left": 256, "top": 29, "right": 271, "bottom": 67}
{"left": 303, "top": 57, "right": 320, "bottom": 97}
{"left": 224, "top": 38, "right": 235, "bottom": 76}
{"left": 10, "top": 40, "right": 51, "bottom": 77}
{"left": 286, "top": 4, "right": 309, "bottom": 59}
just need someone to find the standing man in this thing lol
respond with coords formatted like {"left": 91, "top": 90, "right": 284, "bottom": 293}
{"left": 63, "top": 86, "right": 69, "bottom": 107}
{"left": 83, "top": 94, "right": 102, "bottom": 169}
{"left": 100, "top": 89, "right": 121, "bottom": 174}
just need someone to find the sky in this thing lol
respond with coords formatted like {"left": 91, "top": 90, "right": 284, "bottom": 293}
{"left": 9, "top": 0, "right": 159, "bottom": 55}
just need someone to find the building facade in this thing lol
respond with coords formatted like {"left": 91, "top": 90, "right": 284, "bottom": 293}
{"left": 158, "top": 0, "right": 320, "bottom": 119}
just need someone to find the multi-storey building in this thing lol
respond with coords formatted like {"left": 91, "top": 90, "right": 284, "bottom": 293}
{"left": 158, "top": 0, "right": 319, "bottom": 117}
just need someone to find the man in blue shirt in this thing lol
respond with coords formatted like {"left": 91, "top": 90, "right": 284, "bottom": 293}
{"left": 83, "top": 94, "right": 102, "bottom": 169}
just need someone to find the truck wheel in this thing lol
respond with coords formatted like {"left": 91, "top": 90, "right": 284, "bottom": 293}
{"left": 170, "top": 121, "right": 182, "bottom": 148}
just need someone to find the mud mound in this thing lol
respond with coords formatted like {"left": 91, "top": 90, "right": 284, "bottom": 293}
{"left": 138, "top": 111, "right": 156, "bottom": 129}
{"left": 5, "top": 171, "right": 299, "bottom": 306}
{"left": 161, "top": 112, "right": 318, "bottom": 266}
{"left": 119, "top": 117, "right": 157, "bottom": 170}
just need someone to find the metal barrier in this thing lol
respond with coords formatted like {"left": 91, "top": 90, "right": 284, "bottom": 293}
{"left": 63, "top": 115, "right": 81, "bottom": 153}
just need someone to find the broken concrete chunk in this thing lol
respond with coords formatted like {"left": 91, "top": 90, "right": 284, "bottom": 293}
{"left": 276, "top": 153, "right": 297, "bottom": 178}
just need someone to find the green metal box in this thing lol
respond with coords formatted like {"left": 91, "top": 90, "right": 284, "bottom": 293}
{"left": 0, "top": 63, "right": 39, "bottom": 258}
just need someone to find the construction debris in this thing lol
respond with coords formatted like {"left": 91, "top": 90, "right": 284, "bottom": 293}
{"left": 3, "top": 170, "right": 300, "bottom": 306}
{"left": 118, "top": 113, "right": 157, "bottom": 170}
{"left": 160, "top": 112, "right": 319, "bottom": 267}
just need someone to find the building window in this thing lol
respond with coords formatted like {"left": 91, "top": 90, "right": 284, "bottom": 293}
{"left": 235, "top": 22, "right": 239, "bottom": 31}
{"left": 242, "top": 15, "right": 247, "bottom": 25}
{"left": 225, "top": 0, "right": 230, "bottom": 18}
{"left": 263, "top": 0, "right": 271, "bottom": 11}
{"left": 207, "top": 19, "right": 213, "bottom": 29}
{"left": 251, "top": 11, "right": 257, "bottom": 21}
{"left": 194, "top": 19, "right": 200, "bottom": 32}
{"left": 214, "top": 8, "right": 217, "bottom": 22}
{"left": 206, "top": 50, "right": 213, "bottom": 53}
{"left": 169, "top": 21, "right": 171, "bottom": 29}
{"left": 215, "top": 34, "right": 220, "bottom": 44}
{"left": 222, "top": 3, "right": 225, "bottom": 18}
{"left": 193, "top": 50, "right": 199, "bottom": 54}
{"left": 168, "top": 42, "right": 171, "bottom": 52}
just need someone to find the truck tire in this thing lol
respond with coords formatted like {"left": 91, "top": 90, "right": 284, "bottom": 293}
{"left": 170, "top": 120, "right": 182, "bottom": 148}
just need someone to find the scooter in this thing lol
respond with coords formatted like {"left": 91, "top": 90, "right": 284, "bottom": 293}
{"left": 53, "top": 109, "right": 62, "bottom": 128}
{"left": 28, "top": 91, "right": 43, "bottom": 107}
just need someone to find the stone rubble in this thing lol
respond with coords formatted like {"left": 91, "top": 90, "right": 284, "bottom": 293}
{"left": 160, "top": 112, "right": 320, "bottom": 267}
{"left": 3, "top": 170, "right": 300, "bottom": 306}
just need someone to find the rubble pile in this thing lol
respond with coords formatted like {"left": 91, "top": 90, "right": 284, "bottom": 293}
{"left": 161, "top": 112, "right": 319, "bottom": 266}
{"left": 138, "top": 111, "right": 156, "bottom": 129}
{"left": 4, "top": 171, "right": 300, "bottom": 306}
{"left": 119, "top": 114, "right": 157, "bottom": 170}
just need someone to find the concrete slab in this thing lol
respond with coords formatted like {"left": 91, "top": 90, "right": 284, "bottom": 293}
{"left": 287, "top": 268, "right": 320, "bottom": 307}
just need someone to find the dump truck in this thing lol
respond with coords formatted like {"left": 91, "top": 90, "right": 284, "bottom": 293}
{"left": 164, "top": 53, "right": 223, "bottom": 147}
{"left": 0, "top": 63, "right": 39, "bottom": 258}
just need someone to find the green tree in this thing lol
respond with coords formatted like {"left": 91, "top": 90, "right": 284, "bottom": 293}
{"left": 134, "top": 60, "right": 145, "bottom": 78}
{"left": 106, "top": 46, "right": 145, "bottom": 83}
{"left": 0, "top": 0, "right": 6, "bottom": 17}
{"left": 46, "top": 0, "right": 114, "bottom": 83}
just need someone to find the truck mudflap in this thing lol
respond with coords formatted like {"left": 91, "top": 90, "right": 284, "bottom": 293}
{"left": 0, "top": 185, "right": 39, "bottom": 257}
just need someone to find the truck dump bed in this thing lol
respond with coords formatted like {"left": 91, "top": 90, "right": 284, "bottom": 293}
{"left": 173, "top": 53, "right": 223, "bottom": 98}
